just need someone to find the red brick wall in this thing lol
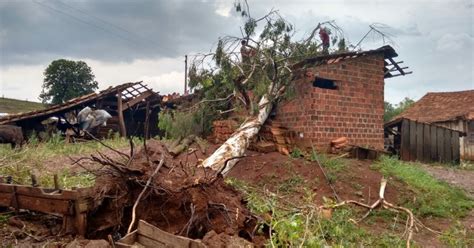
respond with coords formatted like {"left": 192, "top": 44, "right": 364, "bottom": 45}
{"left": 274, "top": 54, "right": 385, "bottom": 150}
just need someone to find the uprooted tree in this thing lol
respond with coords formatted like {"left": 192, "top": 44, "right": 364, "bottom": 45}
{"left": 189, "top": 3, "right": 347, "bottom": 174}
{"left": 74, "top": 4, "right": 429, "bottom": 247}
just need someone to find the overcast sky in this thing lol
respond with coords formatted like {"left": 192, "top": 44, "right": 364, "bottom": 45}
{"left": 1, "top": 0, "right": 473, "bottom": 104}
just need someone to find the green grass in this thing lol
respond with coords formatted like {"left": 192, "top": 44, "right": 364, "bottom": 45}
{"left": 372, "top": 156, "right": 474, "bottom": 218}
{"left": 440, "top": 221, "right": 474, "bottom": 247}
{"left": 226, "top": 178, "right": 405, "bottom": 247}
{"left": 0, "top": 133, "right": 133, "bottom": 189}
{"left": 0, "top": 97, "right": 45, "bottom": 114}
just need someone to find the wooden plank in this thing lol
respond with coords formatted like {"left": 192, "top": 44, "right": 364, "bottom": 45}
{"left": 430, "top": 126, "right": 438, "bottom": 162}
{"left": 423, "top": 123, "right": 431, "bottom": 162}
{"left": 444, "top": 129, "right": 452, "bottom": 163}
{"left": 123, "top": 90, "right": 154, "bottom": 111}
{"left": 416, "top": 122, "right": 424, "bottom": 162}
{"left": 409, "top": 120, "right": 417, "bottom": 161}
{"left": 137, "top": 220, "right": 206, "bottom": 248}
{"left": 452, "top": 131, "right": 460, "bottom": 164}
{"left": 400, "top": 119, "right": 410, "bottom": 161}
{"left": 117, "top": 91, "right": 127, "bottom": 137}
{"left": 0, "top": 184, "right": 85, "bottom": 200}
{"left": 116, "top": 231, "right": 138, "bottom": 246}
{"left": 16, "top": 195, "right": 72, "bottom": 215}
{"left": 437, "top": 127, "right": 445, "bottom": 162}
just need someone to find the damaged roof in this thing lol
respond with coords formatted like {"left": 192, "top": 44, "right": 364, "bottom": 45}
{"left": 0, "top": 82, "right": 155, "bottom": 125}
{"left": 294, "top": 45, "right": 411, "bottom": 78}
{"left": 392, "top": 90, "right": 474, "bottom": 124}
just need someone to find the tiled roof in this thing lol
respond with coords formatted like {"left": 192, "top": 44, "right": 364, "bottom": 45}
{"left": 394, "top": 90, "right": 474, "bottom": 123}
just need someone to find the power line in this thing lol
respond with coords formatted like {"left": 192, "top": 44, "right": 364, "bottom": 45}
{"left": 32, "top": 0, "right": 141, "bottom": 47}
{"left": 55, "top": 1, "right": 153, "bottom": 44}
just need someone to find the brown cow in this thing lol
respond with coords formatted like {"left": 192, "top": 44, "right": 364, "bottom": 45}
{"left": 0, "top": 125, "right": 24, "bottom": 148}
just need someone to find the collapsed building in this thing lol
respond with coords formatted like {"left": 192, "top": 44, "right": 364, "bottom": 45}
{"left": 0, "top": 82, "right": 162, "bottom": 139}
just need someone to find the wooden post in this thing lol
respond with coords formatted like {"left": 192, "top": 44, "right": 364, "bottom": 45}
{"left": 145, "top": 101, "right": 150, "bottom": 140}
{"left": 30, "top": 174, "right": 38, "bottom": 187}
{"left": 184, "top": 55, "right": 188, "bottom": 95}
{"left": 54, "top": 174, "right": 59, "bottom": 190}
{"left": 117, "top": 91, "right": 127, "bottom": 137}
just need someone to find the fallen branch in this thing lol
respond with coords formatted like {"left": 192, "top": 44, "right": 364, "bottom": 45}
{"left": 331, "top": 177, "right": 414, "bottom": 248}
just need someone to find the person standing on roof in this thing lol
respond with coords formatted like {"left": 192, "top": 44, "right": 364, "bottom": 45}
{"left": 319, "top": 27, "right": 330, "bottom": 55}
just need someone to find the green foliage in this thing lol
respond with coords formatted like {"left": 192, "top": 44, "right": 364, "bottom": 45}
{"left": 40, "top": 59, "right": 98, "bottom": 104}
{"left": 372, "top": 156, "right": 474, "bottom": 218}
{"left": 310, "top": 148, "right": 346, "bottom": 172}
{"left": 226, "top": 178, "right": 404, "bottom": 247}
{"left": 189, "top": 3, "right": 346, "bottom": 118}
{"left": 0, "top": 135, "right": 131, "bottom": 189}
{"left": 290, "top": 147, "right": 303, "bottom": 158}
{"left": 441, "top": 221, "right": 474, "bottom": 247}
{"left": 278, "top": 175, "right": 304, "bottom": 193}
{"left": 384, "top": 97, "right": 415, "bottom": 122}
{"left": 0, "top": 212, "right": 13, "bottom": 224}
{"left": 158, "top": 110, "right": 202, "bottom": 139}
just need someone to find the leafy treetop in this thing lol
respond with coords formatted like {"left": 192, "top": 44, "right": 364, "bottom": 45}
{"left": 39, "top": 59, "right": 98, "bottom": 104}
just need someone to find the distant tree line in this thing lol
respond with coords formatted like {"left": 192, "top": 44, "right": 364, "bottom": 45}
{"left": 384, "top": 97, "right": 415, "bottom": 122}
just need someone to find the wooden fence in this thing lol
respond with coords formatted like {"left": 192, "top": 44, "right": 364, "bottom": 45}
{"left": 400, "top": 119, "right": 460, "bottom": 164}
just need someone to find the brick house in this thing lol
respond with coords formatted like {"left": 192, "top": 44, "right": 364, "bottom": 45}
{"left": 269, "top": 45, "right": 409, "bottom": 151}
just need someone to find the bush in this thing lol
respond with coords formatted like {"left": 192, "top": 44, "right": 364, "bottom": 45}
{"left": 158, "top": 111, "right": 202, "bottom": 139}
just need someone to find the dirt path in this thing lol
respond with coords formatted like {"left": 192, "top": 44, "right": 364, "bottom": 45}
{"left": 420, "top": 164, "right": 474, "bottom": 197}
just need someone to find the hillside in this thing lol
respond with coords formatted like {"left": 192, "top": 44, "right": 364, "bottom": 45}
{"left": 0, "top": 97, "right": 45, "bottom": 114}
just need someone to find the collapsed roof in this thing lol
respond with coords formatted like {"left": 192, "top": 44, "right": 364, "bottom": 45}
{"left": 294, "top": 45, "right": 411, "bottom": 79}
{"left": 0, "top": 81, "right": 158, "bottom": 125}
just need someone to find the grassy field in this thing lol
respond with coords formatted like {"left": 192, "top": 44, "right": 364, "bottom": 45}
{"left": 0, "top": 97, "right": 45, "bottom": 114}
{"left": 227, "top": 154, "right": 473, "bottom": 247}
{"left": 0, "top": 134, "right": 133, "bottom": 189}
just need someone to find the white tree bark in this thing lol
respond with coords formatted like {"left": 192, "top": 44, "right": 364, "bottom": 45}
{"left": 202, "top": 88, "right": 274, "bottom": 175}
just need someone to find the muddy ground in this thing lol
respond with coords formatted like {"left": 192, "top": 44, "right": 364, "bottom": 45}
{"left": 1, "top": 139, "right": 473, "bottom": 247}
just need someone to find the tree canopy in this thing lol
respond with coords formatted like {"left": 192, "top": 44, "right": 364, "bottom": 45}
{"left": 384, "top": 97, "right": 415, "bottom": 122}
{"left": 39, "top": 59, "right": 98, "bottom": 104}
{"left": 188, "top": 3, "right": 347, "bottom": 120}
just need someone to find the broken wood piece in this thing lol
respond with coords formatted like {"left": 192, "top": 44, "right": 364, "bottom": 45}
{"left": 118, "top": 220, "right": 206, "bottom": 248}
{"left": 30, "top": 174, "right": 38, "bottom": 187}
{"left": 194, "top": 136, "right": 208, "bottom": 155}
{"left": 54, "top": 174, "right": 59, "bottom": 190}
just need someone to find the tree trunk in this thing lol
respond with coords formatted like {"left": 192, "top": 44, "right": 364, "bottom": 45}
{"left": 201, "top": 91, "right": 274, "bottom": 175}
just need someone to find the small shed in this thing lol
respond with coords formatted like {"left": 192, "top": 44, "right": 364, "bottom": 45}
{"left": 0, "top": 82, "right": 162, "bottom": 139}
{"left": 385, "top": 118, "right": 463, "bottom": 164}
{"left": 270, "top": 45, "right": 411, "bottom": 151}
{"left": 390, "top": 90, "right": 474, "bottom": 161}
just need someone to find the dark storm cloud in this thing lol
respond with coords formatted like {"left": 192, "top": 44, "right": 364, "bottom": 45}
{"left": 0, "top": 0, "right": 237, "bottom": 66}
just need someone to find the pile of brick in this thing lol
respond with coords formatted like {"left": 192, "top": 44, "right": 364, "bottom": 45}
{"left": 210, "top": 119, "right": 297, "bottom": 155}
{"left": 210, "top": 120, "right": 238, "bottom": 144}
{"left": 250, "top": 120, "right": 297, "bottom": 155}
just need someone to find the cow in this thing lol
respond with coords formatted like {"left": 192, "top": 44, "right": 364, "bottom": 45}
{"left": 0, "top": 125, "right": 24, "bottom": 148}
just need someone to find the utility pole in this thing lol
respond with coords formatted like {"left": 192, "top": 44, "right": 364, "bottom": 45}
{"left": 184, "top": 55, "right": 188, "bottom": 95}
